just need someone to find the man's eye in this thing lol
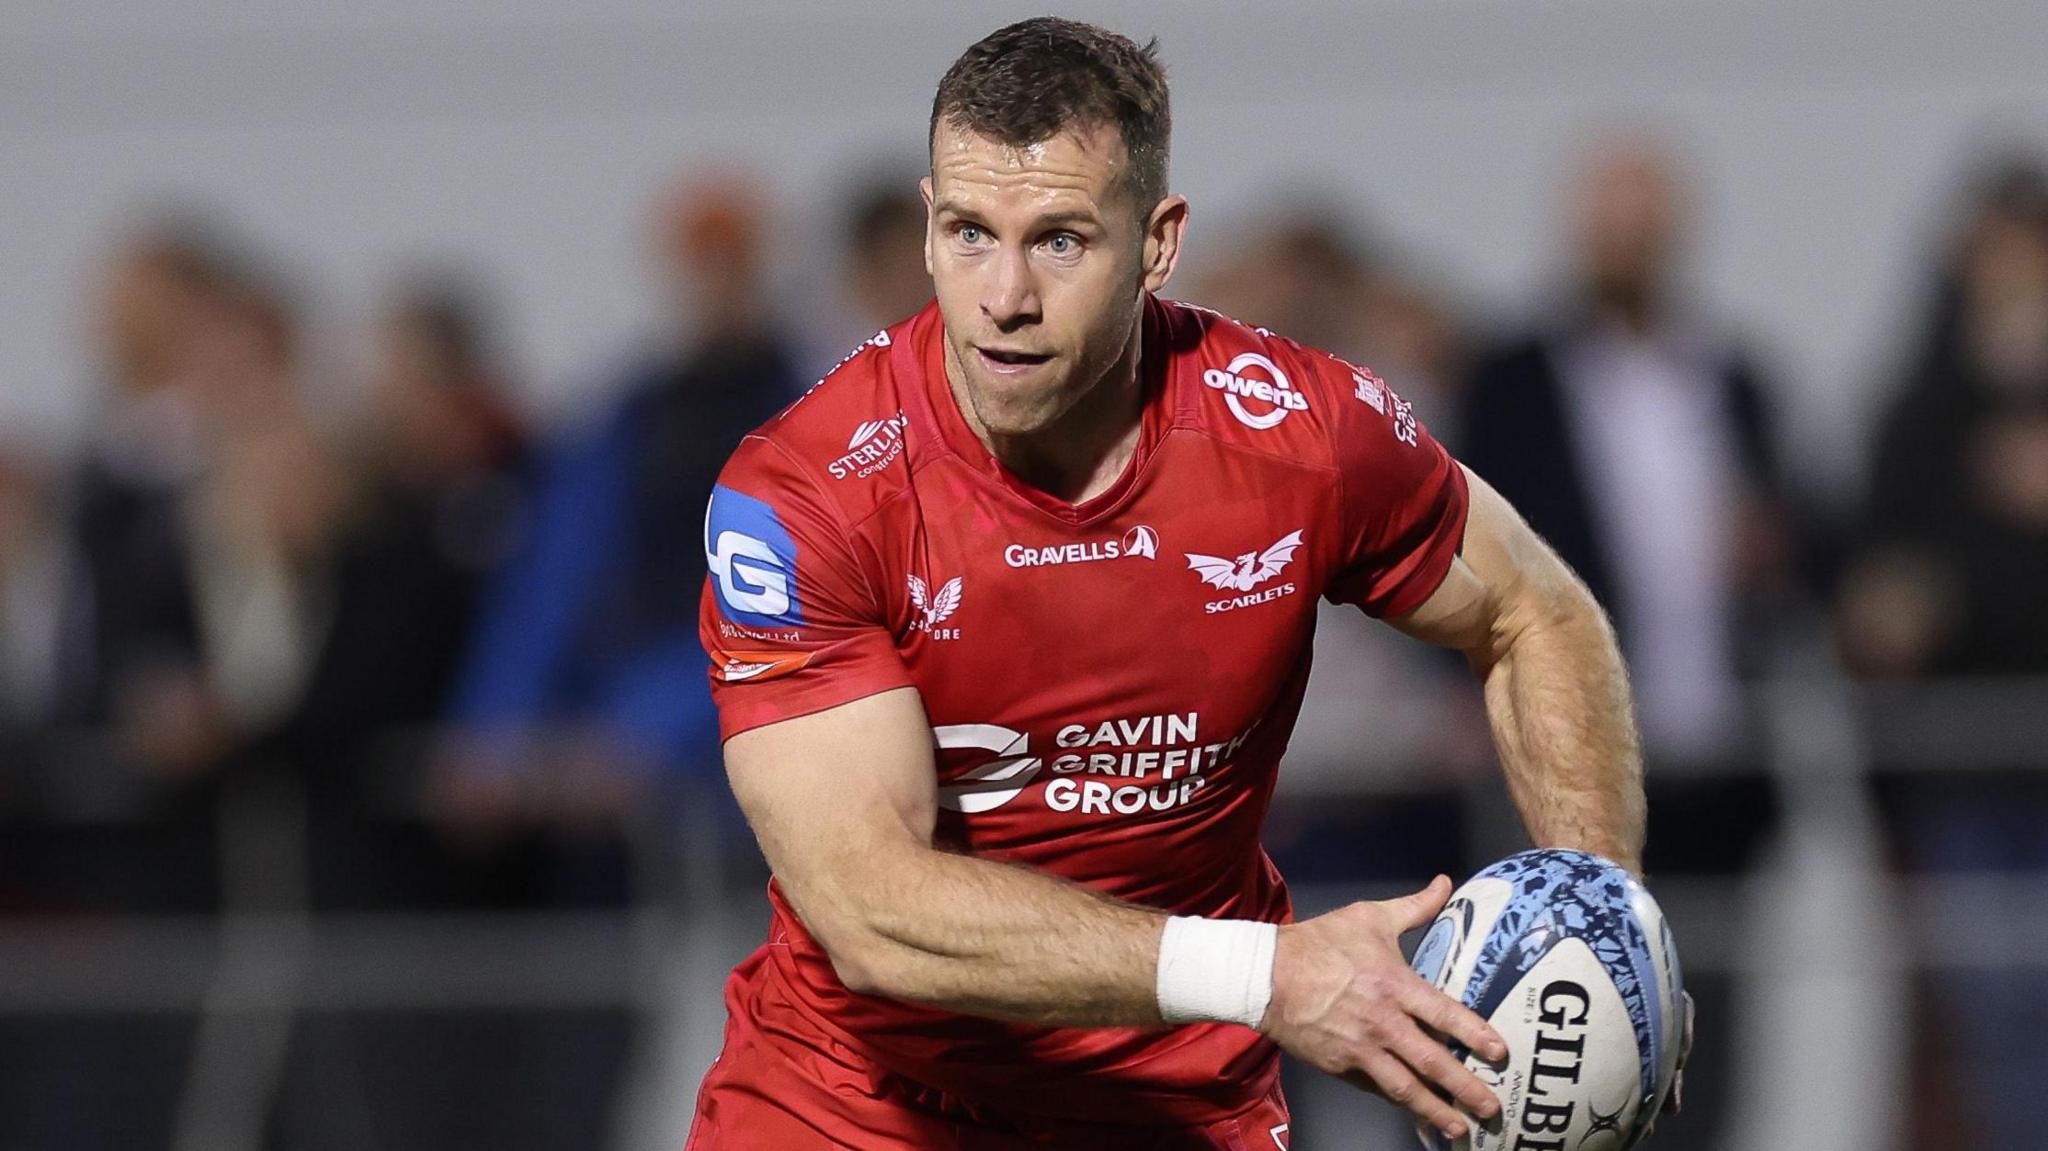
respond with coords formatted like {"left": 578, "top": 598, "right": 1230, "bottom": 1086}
{"left": 958, "top": 225, "right": 984, "bottom": 244}
{"left": 1046, "top": 233, "right": 1077, "bottom": 254}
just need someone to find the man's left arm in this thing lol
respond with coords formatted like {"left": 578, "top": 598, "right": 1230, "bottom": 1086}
{"left": 1389, "top": 464, "right": 1646, "bottom": 874}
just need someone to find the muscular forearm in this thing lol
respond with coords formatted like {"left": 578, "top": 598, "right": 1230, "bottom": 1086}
{"left": 1475, "top": 579, "right": 1646, "bottom": 873}
{"left": 798, "top": 843, "right": 1170, "bottom": 1027}
{"left": 730, "top": 689, "right": 1271, "bottom": 1034}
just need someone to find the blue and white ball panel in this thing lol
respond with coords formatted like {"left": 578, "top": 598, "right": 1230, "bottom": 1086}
{"left": 704, "top": 484, "right": 805, "bottom": 631}
{"left": 1410, "top": 849, "right": 1684, "bottom": 1151}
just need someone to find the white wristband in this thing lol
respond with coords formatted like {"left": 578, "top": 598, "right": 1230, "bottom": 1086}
{"left": 1155, "top": 916, "right": 1278, "bottom": 1029}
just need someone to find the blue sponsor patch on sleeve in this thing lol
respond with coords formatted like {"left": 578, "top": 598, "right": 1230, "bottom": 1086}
{"left": 704, "top": 484, "right": 805, "bottom": 630}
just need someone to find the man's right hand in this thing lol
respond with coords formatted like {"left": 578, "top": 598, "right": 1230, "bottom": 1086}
{"left": 1260, "top": 876, "right": 1508, "bottom": 1142}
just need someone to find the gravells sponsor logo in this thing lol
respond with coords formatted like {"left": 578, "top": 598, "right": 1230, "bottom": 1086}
{"left": 829, "top": 410, "right": 908, "bottom": 479}
{"left": 712, "top": 650, "right": 812, "bottom": 683}
{"left": 704, "top": 485, "right": 803, "bottom": 630}
{"left": 1187, "top": 530, "right": 1305, "bottom": 613}
{"left": 1204, "top": 352, "right": 1308, "bottom": 430}
{"left": 1513, "top": 980, "right": 1591, "bottom": 1150}
{"left": 908, "top": 574, "right": 963, "bottom": 641}
{"left": 1004, "top": 525, "right": 1159, "bottom": 568}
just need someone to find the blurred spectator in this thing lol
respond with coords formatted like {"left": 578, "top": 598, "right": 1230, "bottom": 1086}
{"left": 42, "top": 222, "right": 349, "bottom": 922}
{"left": 799, "top": 174, "right": 933, "bottom": 377}
{"left": 0, "top": 444, "right": 65, "bottom": 744}
{"left": 1458, "top": 135, "right": 1803, "bottom": 1151}
{"left": 273, "top": 274, "right": 535, "bottom": 909}
{"left": 51, "top": 222, "right": 236, "bottom": 787}
{"left": 436, "top": 175, "right": 800, "bottom": 866}
{"left": 1462, "top": 135, "right": 1798, "bottom": 774}
{"left": 1840, "top": 158, "right": 2048, "bottom": 678}
{"left": 54, "top": 220, "right": 353, "bottom": 780}
{"left": 843, "top": 177, "right": 934, "bottom": 331}
{"left": 1191, "top": 205, "right": 1462, "bottom": 419}
{"left": 1839, "top": 155, "right": 2048, "bottom": 1151}
{"left": 8, "top": 215, "right": 355, "bottom": 1150}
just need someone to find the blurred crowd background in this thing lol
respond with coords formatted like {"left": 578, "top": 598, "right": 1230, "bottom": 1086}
{"left": 4, "top": 3, "right": 2047, "bottom": 1149}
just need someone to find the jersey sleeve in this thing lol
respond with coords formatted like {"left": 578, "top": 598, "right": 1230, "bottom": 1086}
{"left": 698, "top": 434, "right": 913, "bottom": 740}
{"left": 1315, "top": 357, "right": 1470, "bottom": 618}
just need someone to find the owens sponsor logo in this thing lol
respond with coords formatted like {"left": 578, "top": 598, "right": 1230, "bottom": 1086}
{"left": 1204, "top": 352, "right": 1308, "bottom": 430}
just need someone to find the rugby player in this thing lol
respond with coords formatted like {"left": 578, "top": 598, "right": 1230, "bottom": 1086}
{"left": 690, "top": 17, "right": 1680, "bottom": 1148}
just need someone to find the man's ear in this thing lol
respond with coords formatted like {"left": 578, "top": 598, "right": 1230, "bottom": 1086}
{"left": 1141, "top": 194, "right": 1189, "bottom": 293}
{"left": 920, "top": 176, "right": 937, "bottom": 278}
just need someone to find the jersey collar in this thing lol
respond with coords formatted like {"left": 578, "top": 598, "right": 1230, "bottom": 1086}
{"left": 897, "top": 295, "right": 1175, "bottom": 525}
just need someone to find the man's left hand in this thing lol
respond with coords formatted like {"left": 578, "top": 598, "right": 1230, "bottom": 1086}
{"left": 1650, "top": 990, "right": 1695, "bottom": 1136}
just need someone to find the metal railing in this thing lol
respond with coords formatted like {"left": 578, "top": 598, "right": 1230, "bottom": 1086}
{"left": 4, "top": 677, "right": 2046, "bottom": 1150}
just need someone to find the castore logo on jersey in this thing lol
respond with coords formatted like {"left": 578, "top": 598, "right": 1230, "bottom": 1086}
{"left": 908, "top": 575, "right": 964, "bottom": 640}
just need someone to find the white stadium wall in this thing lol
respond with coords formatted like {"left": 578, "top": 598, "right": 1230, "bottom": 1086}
{"left": 4, "top": 0, "right": 2047, "bottom": 501}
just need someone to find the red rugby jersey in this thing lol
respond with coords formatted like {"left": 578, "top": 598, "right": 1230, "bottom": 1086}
{"left": 698, "top": 295, "right": 1468, "bottom": 1124}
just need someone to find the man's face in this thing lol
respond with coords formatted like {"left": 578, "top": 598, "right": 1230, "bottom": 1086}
{"left": 924, "top": 120, "right": 1177, "bottom": 436}
{"left": 1571, "top": 143, "right": 1681, "bottom": 306}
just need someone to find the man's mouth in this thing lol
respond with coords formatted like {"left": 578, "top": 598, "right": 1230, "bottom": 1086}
{"left": 976, "top": 346, "right": 1054, "bottom": 372}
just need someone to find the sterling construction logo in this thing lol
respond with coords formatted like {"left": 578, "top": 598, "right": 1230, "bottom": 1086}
{"left": 1187, "top": 529, "right": 1306, "bottom": 613}
{"left": 1004, "top": 525, "right": 1158, "bottom": 568}
{"left": 828, "top": 411, "right": 907, "bottom": 480}
{"left": 1204, "top": 352, "right": 1309, "bottom": 430}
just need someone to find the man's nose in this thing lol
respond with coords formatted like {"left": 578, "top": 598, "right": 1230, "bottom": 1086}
{"left": 981, "top": 245, "right": 1041, "bottom": 331}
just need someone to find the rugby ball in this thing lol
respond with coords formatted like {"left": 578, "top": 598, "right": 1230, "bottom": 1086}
{"left": 1407, "top": 849, "right": 1684, "bottom": 1151}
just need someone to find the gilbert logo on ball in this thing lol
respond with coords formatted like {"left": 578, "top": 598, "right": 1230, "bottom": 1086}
{"left": 1409, "top": 849, "right": 1684, "bottom": 1151}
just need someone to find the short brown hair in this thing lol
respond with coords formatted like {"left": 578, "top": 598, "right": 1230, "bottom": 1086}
{"left": 930, "top": 17, "right": 1171, "bottom": 212}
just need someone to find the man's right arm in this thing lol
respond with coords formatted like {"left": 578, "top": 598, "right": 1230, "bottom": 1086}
{"left": 725, "top": 686, "right": 1166, "bottom": 1025}
{"left": 722, "top": 686, "right": 1507, "bottom": 1140}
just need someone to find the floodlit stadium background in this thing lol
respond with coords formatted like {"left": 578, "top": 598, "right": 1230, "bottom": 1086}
{"left": 4, "top": 2, "right": 2046, "bottom": 1148}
